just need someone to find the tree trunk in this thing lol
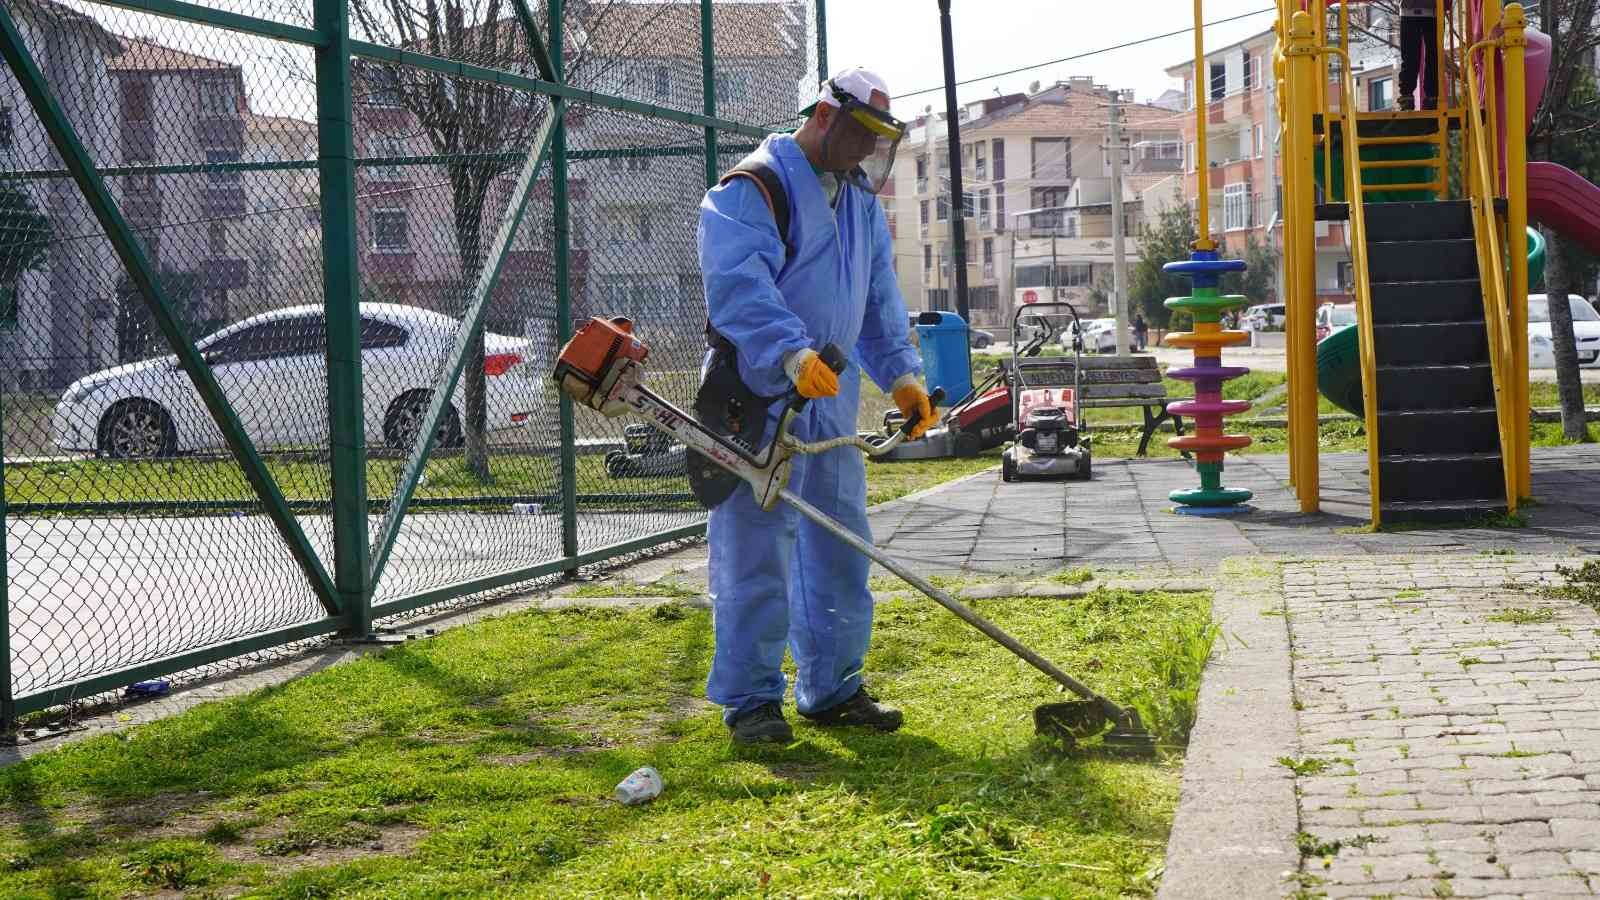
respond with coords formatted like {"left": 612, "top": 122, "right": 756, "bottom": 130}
{"left": 1541, "top": 224, "right": 1592, "bottom": 442}
{"left": 455, "top": 179, "right": 491, "bottom": 481}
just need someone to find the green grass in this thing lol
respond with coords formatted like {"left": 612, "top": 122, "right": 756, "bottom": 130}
{"left": 864, "top": 449, "right": 1004, "bottom": 506}
{"left": 1487, "top": 606, "right": 1556, "bottom": 625}
{"left": 0, "top": 586, "right": 1212, "bottom": 897}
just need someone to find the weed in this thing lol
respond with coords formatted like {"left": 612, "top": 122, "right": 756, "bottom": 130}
{"left": 1278, "top": 756, "right": 1351, "bottom": 776}
{"left": 257, "top": 821, "right": 381, "bottom": 857}
{"left": 1543, "top": 560, "right": 1600, "bottom": 613}
{"left": 1131, "top": 615, "right": 1221, "bottom": 745}
{"left": 200, "top": 819, "right": 247, "bottom": 845}
{"left": 1487, "top": 606, "right": 1556, "bottom": 625}
{"left": 1395, "top": 589, "right": 1422, "bottom": 600}
{"left": 1297, "top": 831, "right": 1382, "bottom": 861}
{"left": 120, "top": 841, "right": 230, "bottom": 890}
{"left": 1459, "top": 656, "right": 1486, "bottom": 669}
{"left": 1048, "top": 566, "right": 1095, "bottom": 585}
{"left": 1477, "top": 548, "right": 1516, "bottom": 556}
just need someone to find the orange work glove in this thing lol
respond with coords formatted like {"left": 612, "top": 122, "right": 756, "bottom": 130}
{"left": 891, "top": 375, "right": 935, "bottom": 440}
{"left": 785, "top": 348, "right": 840, "bottom": 399}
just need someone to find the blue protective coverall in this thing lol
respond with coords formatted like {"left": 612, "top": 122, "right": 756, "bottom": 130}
{"left": 697, "top": 134, "right": 921, "bottom": 721}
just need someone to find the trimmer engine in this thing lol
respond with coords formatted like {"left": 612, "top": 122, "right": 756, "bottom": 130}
{"left": 552, "top": 316, "right": 649, "bottom": 415}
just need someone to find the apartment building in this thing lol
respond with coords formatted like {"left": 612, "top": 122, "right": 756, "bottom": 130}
{"left": 235, "top": 112, "right": 321, "bottom": 319}
{"left": 0, "top": 0, "right": 124, "bottom": 389}
{"left": 109, "top": 38, "right": 251, "bottom": 359}
{"left": 890, "top": 79, "right": 1182, "bottom": 329}
{"left": 1167, "top": 29, "right": 1354, "bottom": 306}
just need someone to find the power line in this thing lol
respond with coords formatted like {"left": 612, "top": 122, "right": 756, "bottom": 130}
{"left": 890, "top": 6, "right": 1279, "bottom": 101}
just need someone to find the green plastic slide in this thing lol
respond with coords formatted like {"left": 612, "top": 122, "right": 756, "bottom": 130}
{"left": 1316, "top": 227, "right": 1544, "bottom": 416}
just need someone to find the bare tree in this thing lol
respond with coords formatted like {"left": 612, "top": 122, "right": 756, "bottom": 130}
{"left": 344, "top": 0, "right": 673, "bottom": 479}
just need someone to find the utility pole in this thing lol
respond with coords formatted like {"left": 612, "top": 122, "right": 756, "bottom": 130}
{"left": 937, "top": 0, "right": 970, "bottom": 323}
{"left": 1109, "top": 88, "right": 1131, "bottom": 355}
{"left": 1050, "top": 234, "right": 1059, "bottom": 302}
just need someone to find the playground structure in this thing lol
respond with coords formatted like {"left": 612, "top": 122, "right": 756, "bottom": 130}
{"left": 1188, "top": 0, "right": 1600, "bottom": 525}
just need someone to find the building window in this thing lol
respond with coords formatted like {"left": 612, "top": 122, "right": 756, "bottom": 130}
{"left": 1369, "top": 76, "right": 1394, "bottom": 111}
{"left": 927, "top": 288, "right": 950, "bottom": 310}
{"left": 0, "top": 281, "right": 16, "bottom": 331}
{"left": 995, "top": 186, "right": 1005, "bottom": 232}
{"left": 1255, "top": 125, "right": 1264, "bottom": 158}
{"left": 1187, "top": 141, "right": 1196, "bottom": 172}
{"left": 982, "top": 237, "right": 994, "bottom": 278}
{"left": 638, "top": 210, "right": 652, "bottom": 243}
{"left": 936, "top": 195, "right": 949, "bottom": 221}
{"left": 373, "top": 208, "right": 409, "bottom": 252}
{"left": 714, "top": 70, "right": 748, "bottom": 106}
{"left": 654, "top": 66, "right": 671, "bottom": 100}
{"left": 366, "top": 65, "right": 403, "bottom": 107}
{"left": 916, "top": 155, "right": 927, "bottom": 193}
{"left": 923, "top": 244, "right": 932, "bottom": 271}
{"left": 208, "top": 221, "right": 229, "bottom": 257}
{"left": 206, "top": 148, "right": 241, "bottom": 184}
{"left": 992, "top": 139, "right": 1005, "bottom": 179}
{"left": 0, "top": 107, "right": 11, "bottom": 154}
{"left": 919, "top": 200, "right": 928, "bottom": 229}
{"left": 1031, "top": 137, "right": 1070, "bottom": 182}
{"left": 1210, "top": 62, "right": 1226, "bottom": 100}
{"left": 198, "top": 77, "right": 238, "bottom": 118}
{"left": 368, "top": 133, "right": 409, "bottom": 181}
{"left": 979, "top": 190, "right": 991, "bottom": 230}
{"left": 1242, "top": 53, "right": 1254, "bottom": 91}
{"left": 1224, "top": 182, "right": 1251, "bottom": 231}
{"left": 970, "top": 285, "right": 998, "bottom": 310}
{"left": 975, "top": 142, "right": 987, "bottom": 180}
{"left": 122, "top": 81, "right": 151, "bottom": 121}
{"left": 1337, "top": 260, "right": 1354, "bottom": 291}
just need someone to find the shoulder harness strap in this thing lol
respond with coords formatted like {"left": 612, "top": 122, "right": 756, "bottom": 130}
{"left": 719, "top": 160, "right": 794, "bottom": 263}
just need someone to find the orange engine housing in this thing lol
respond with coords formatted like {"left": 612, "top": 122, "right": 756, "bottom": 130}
{"left": 553, "top": 317, "right": 650, "bottom": 410}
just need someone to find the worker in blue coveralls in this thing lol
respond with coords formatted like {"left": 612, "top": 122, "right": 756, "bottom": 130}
{"left": 697, "top": 67, "right": 934, "bottom": 744}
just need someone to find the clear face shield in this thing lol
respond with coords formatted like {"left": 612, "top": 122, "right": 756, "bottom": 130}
{"left": 817, "top": 88, "right": 906, "bottom": 195}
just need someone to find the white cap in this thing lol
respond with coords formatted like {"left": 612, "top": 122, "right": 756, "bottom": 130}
{"left": 802, "top": 66, "right": 889, "bottom": 115}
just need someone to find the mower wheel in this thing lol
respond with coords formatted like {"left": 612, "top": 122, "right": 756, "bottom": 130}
{"left": 1001, "top": 453, "right": 1017, "bottom": 482}
{"left": 953, "top": 430, "right": 982, "bottom": 458}
{"left": 1078, "top": 452, "right": 1092, "bottom": 481}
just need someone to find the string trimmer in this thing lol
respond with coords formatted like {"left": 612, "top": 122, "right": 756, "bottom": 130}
{"left": 552, "top": 316, "right": 1154, "bottom": 752}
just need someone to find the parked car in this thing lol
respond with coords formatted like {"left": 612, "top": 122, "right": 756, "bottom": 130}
{"left": 969, "top": 328, "right": 995, "bottom": 349}
{"left": 1315, "top": 303, "right": 1357, "bottom": 341}
{"left": 1060, "top": 317, "right": 1117, "bottom": 353}
{"left": 1242, "top": 303, "right": 1287, "bottom": 331}
{"left": 53, "top": 304, "right": 536, "bottom": 459}
{"left": 1528, "top": 293, "right": 1600, "bottom": 369}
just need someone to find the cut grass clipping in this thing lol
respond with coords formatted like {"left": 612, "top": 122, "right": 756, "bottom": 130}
{"left": 0, "top": 586, "right": 1211, "bottom": 898}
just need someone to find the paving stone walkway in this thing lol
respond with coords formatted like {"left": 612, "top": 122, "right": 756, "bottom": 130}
{"left": 1281, "top": 556, "right": 1600, "bottom": 899}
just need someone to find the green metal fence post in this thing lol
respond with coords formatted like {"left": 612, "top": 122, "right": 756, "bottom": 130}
{"left": 701, "top": 0, "right": 719, "bottom": 188}
{"left": 315, "top": 0, "right": 372, "bottom": 637}
{"left": 815, "top": 0, "right": 828, "bottom": 86}
{"left": 1, "top": 390, "right": 12, "bottom": 734}
{"left": 550, "top": 0, "right": 579, "bottom": 575}
{"left": 0, "top": 4, "right": 340, "bottom": 617}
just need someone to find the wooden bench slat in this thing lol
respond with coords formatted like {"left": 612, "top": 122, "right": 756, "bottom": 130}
{"left": 1077, "top": 384, "right": 1168, "bottom": 399}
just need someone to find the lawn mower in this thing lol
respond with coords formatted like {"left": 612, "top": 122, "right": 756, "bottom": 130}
{"left": 867, "top": 308, "right": 1062, "bottom": 462}
{"left": 1001, "top": 301, "right": 1092, "bottom": 482}
{"left": 604, "top": 423, "right": 687, "bottom": 478}
{"left": 553, "top": 316, "right": 1153, "bottom": 752}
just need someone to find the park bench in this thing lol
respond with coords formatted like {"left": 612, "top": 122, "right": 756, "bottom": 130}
{"left": 1000, "top": 355, "right": 1182, "bottom": 457}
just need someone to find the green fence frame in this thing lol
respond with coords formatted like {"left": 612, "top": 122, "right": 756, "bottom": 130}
{"left": 0, "top": 0, "right": 825, "bottom": 728}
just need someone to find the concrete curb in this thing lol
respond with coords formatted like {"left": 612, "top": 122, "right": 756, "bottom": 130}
{"left": 1158, "top": 558, "right": 1301, "bottom": 900}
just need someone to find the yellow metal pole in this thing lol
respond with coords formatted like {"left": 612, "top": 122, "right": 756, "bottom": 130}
{"left": 1503, "top": 3, "right": 1530, "bottom": 499}
{"left": 1286, "top": 10, "right": 1321, "bottom": 511}
{"left": 1194, "top": 0, "right": 1215, "bottom": 250}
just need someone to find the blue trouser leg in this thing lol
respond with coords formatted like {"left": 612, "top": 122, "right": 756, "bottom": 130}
{"left": 706, "top": 472, "right": 799, "bottom": 723}
{"left": 788, "top": 440, "right": 876, "bottom": 716}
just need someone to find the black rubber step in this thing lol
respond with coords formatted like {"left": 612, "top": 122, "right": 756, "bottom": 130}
{"left": 1373, "top": 321, "right": 1488, "bottom": 366}
{"left": 1380, "top": 498, "right": 1509, "bottom": 525}
{"left": 1368, "top": 239, "right": 1479, "bottom": 282}
{"left": 1375, "top": 364, "right": 1494, "bottom": 410}
{"left": 1378, "top": 452, "right": 1506, "bottom": 504}
{"left": 1376, "top": 407, "right": 1501, "bottom": 456}
{"left": 1369, "top": 280, "right": 1485, "bottom": 324}
{"left": 1362, "top": 201, "right": 1473, "bottom": 242}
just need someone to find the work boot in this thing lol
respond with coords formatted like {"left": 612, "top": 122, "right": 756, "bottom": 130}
{"left": 729, "top": 702, "right": 793, "bottom": 745}
{"left": 1397, "top": 94, "right": 1415, "bottom": 111}
{"left": 801, "top": 688, "right": 904, "bottom": 732}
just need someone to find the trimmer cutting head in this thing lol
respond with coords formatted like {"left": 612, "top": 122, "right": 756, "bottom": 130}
{"left": 1033, "top": 702, "right": 1156, "bottom": 755}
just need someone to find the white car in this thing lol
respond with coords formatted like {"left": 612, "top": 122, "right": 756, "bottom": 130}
{"left": 1528, "top": 293, "right": 1600, "bottom": 369}
{"left": 1060, "top": 317, "right": 1118, "bottom": 353}
{"left": 53, "top": 303, "right": 536, "bottom": 458}
{"left": 1242, "top": 303, "right": 1287, "bottom": 331}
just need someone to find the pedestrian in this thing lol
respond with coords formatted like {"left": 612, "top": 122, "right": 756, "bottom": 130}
{"left": 1397, "top": 0, "right": 1440, "bottom": 111}
{"left": 1133, "top": 313, "right": 1149, "bottom": 351}
{"left": 697, "top": 68, "right": 932, "bottom": 744}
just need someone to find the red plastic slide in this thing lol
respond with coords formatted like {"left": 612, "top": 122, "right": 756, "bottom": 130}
{"left": 1528, "top": 162, "right": 1600, "bottom": 257}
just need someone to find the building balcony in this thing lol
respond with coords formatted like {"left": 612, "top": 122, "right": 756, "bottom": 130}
{"left": 195, "top": 116, "right": 245, "bottom": 152}
{"left": 201, "top": 184, "right": 247, "bottom": 218}
{"left": 199, "top": 256, "right": 249, "bottom": 291}
{"left": 121, "top": 119, "right": 155, "bottom": 162}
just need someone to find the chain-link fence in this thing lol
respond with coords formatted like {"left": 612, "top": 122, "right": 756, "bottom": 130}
{"left": 0, "top": 0, "right": 824, "bottom": 724}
